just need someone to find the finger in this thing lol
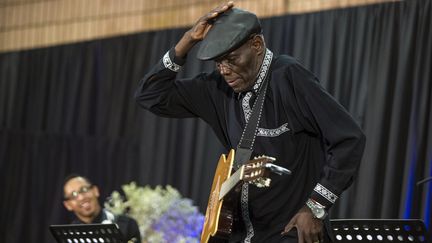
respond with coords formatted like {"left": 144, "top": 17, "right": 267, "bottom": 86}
{"left": 312, "top": 232, "right": 322, "bottom": 243}
{"left": 215, "top": 1, "right": 235, "bottom": 13}
{"left": 281, "top": 226, "right": 293, "bottom": 235}
{"left": 207, "top": 1, "right": 235, "bottom": 20}
{"left": 203, "top": 24, "right": 212, "bottom": 34}
{"left": 225, "top": 1, "right": 235, "bottom": 10}
{"left": 310, "top": 234, "right": 320, "bottom": 243}
{"left": 302, "top": 227, "right": 319, "bottom": 243}
{"left": 303, "top": 231, "right": 314, "bottom": 243}
{"left": 319, "top": 226, "right": 325, "bottom": 242}
{"left": 281, "top": 223, "right": 294, "bottom": 235}
{"left": 298, "top": 229, "right": 305, "bottom": 243}
{"left": 309, "top": 227, "right": 322, "bottom": 243}
{"left": 200, "top": 11, "right": 217, "bottom": 23}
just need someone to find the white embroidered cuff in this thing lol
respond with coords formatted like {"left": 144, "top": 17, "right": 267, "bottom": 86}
{"left": 162, "top": 51, "right": 181, "bottom": 72}
{"left": 314, "top": 183, "right": 338, "bottom": 204}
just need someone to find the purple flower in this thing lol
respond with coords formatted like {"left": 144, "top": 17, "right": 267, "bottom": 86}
{"left": 152, "top": 198, "right": 205, "bottom": 242}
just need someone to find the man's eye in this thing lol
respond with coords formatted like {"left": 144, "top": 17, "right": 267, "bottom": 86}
{"left": 227, "top": 58, "right": 236, "bottom": 64}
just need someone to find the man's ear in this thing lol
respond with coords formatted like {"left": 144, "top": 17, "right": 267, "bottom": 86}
{"left": 63, "top": 200, "right": 73, "bottom": 211}
{"left": 251, "top": 35, "right": 265, "bottom": 55}
{"left": 93, "top": 185, "right": 100, "bottom": 198}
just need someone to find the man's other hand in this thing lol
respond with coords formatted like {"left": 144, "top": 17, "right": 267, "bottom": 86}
{"left": 281, "top": 205, "right": 325, "bottom": 243}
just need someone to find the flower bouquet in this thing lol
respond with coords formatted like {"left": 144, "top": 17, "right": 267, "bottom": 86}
{"left": 104, "top": 182, "right": 204, "bottom": 243}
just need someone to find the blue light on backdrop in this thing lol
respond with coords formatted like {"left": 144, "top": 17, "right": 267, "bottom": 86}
{"left": 403, "top": 150, "right": 417, "bottom": 220}
{"left": 424, "top": 158, "right": 432, "bottom": 228}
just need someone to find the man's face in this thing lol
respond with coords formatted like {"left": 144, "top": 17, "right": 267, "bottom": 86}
{"left": 63, "top": 177, "right": 101, "bottom": 222}
{"left": 215, "top": 36, "right": 264, "bottom": 93}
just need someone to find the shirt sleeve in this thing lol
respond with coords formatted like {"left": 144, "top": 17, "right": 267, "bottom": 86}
{"left": 134, "top": 48, "right": 230, "bottom": 148}
{"left": 134, "top": 47, "right": 202, "bottom": 118}
{"left": 287, "top": 63, "right": 366, "bottom": 209}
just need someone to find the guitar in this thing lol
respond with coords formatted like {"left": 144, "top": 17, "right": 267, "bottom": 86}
{"left": 201, "top": 149, "right": 290, "bottom": 243}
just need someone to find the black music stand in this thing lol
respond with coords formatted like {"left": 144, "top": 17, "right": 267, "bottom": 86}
{"left": 50, "top": 223, "right": 125, "bottom": 243}
{"left": 331, "top": 219, "right": 429, "bottom": 243}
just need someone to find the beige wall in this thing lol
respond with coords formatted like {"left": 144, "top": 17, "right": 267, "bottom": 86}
{"left": 0, "top": 0, "right": 399, "bottom": 53}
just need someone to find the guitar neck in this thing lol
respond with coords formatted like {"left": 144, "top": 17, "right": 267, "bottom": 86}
{"left": 219, "top": 166, "right": 244, "bottom": 200}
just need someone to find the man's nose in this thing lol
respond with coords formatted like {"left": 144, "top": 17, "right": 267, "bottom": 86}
{"left": 75, "top": 192, "right": 86, "bottom": 201}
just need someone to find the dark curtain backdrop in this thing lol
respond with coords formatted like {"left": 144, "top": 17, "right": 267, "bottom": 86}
{"left": 1, "top": 0, "right": 431, "bottom": 242}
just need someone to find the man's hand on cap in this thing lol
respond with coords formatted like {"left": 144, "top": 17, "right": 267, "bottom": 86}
{"left": 175, "top": 1, "right": 234, "bottom": 58}
{"left": 189, "top": 1, "right": 235, "bottom": 42}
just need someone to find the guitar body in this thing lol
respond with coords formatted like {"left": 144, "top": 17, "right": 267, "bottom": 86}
{"left": 201, "top": 149, "right": 237, "bottom": 243}
{"left": 200, "top": 150, "right": 279, "bottom": 243}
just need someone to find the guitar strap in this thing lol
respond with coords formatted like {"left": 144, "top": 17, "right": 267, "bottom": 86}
{"left": 234, "top": 50, "right": 273, "bottom": 168}
{"left": 232, "top": 50, "right": 273, "bottom": 243}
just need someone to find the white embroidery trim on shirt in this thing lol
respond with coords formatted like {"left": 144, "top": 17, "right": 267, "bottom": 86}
{"left": 241, "top": 183, "right": 254, "bottom": 243}
{"left": 314, "top": 183, "right": 338, "bottom": 204}
{"left": 162, "top": 51, "right": 181, "bottom": 72}
{"left": 242, "top": 92, "right": 253, "bottom": 122}
{"left": 241, "top": 48, "right": 272, "bottom": 122}
{"left": 241, "top": 49, "right": 290, "bottom": 138}
{"left": 252, "top": 48, "right": 273, "bottom": 93}
{"left": 257, "top": 123, "right": 290, "bottom": 137}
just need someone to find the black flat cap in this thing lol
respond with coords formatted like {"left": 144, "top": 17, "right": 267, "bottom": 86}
{"left": 197, "top": 8, "right": 262, "bottom": 61}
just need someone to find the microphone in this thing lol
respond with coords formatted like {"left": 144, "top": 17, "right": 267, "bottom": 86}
{"left": 416, "top": 177, "right": 432, "bottom": 186}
